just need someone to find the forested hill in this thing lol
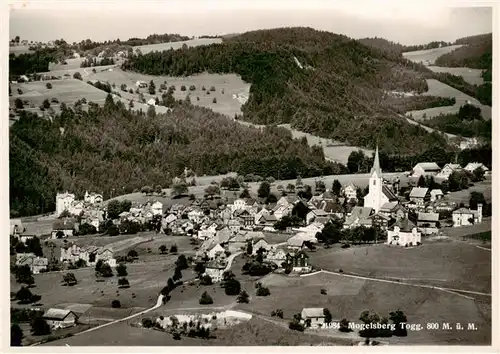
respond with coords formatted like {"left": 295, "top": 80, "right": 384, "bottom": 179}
{"left": 9, "top": 97, "right": 343, "bottom": 217}
{"left": 435, "top": 33, "right": 492, "bottom": 69}
{"left": 122, "top": 27, "right": 448, "bottom": 153}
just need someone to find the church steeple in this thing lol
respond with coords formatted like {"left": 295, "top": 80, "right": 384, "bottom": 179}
{"left": 370, "top": 145, "right": 382, "bottom": 176}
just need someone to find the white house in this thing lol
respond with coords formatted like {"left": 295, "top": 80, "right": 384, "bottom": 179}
{"left": 51, "top": 218, "right": 76, "bottom": 239}
{"left": 42, "top": 309, "right": 78, "bottom": 330}
{"left": 306, "top": 208, "right": 329, "bottom": 224}
{"left": 16, "top": 253, "right": 48, "bottom": 274}
{"left": 230, "top": 199, "right": 247, "bottom": 213}
{"left": 412, "top": 162, "right": 441, "bottom": 177}
{"left": 204, "top": 262, "right": 226, "bottom": 283}
{"left": 452, "top": 204, "right": 483, "bottom": 227}
{"left": 387, "top": 218, "right": 421, "bottom": 246}
{"left": 147, "top": 98, "right": 156, "bottom": 106}
{"left": 84, "top": 191, "right": 103, "bottom": 204}
{"left": 430, "top": 189, "right": 444, "bottom": 202}
{"left": 135, "top": 80, "right": 147, "bottom": 88}
{"left": 252, "top": 239, "right": 271, "bottom": 255}
{"left": 464, "top": 162, "right": 489, "bottom": 174}
{"left": 436, "top": 164, "right": 462, "bottom": 180}
{"left": 56, "top": 191, "right": 75, "bottom": 217}
{"left": 151, "top": 201, "right": 163, "bottom": 216}
{"left": 342, "top": 182, "right": 358, "bottom": 201}
{"left": 265, "top": 248, "right": 287, "bottom": 266}
{"left": 187, "top": 209, "right": 204, "bottom": 224}
{"left": 301, "top": 308, "right": 326, "bottom": 329}
{"left": 207, "top": 244, "right": 226, "bottom": 259}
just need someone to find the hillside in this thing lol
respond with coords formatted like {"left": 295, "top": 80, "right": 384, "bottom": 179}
{"left": 435, "top": 33, "right": 492, "bottom": 69}
{"left": 123, "top": 27, "right": 449, "bottom": 153}
{"left": 9, "top": 96, "right": 342, "bottom": 217}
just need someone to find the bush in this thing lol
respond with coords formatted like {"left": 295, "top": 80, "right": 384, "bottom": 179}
{"left": 271, "top": 309, "right": 284, "bottom": 318}
{"left": 199, "top": 291, "right": 213, "bottom": 305}
{"left": 200, "top": 274, "right": 213, "bottom": 286}
{"left": 111, "top": 300, "right": 121, "bottom": 308}
{"left": 170, "top": 245, "right": 178, "bottom": 253}
{"left": 116, "top": 263, "right": 128, "bottom": 276}
{"left": 288, "top": 321, "right": 305, "bottom": 332}
{"left": 212, "top": 97, "right": 217, "bottom": 104}
{"left": 73, "top": 72, "right": 82, "bottom": 80}
{"left": 237, "top": 290, "right": 250, "bottom": 303}
{"left": 142, "top": 318, "right": 154, "bottom": 328}
{"left": 320, "top": 288, "right": 327, "bottom": 295}
{"left": 180, "top": 85, "right": 187, "bottom": 91}
{"left": 189, "top": 85, "right": 196, "bottom": 91}
{"left": 224, "top": 278, "right": 241, "bottom": 296}
{"left": 256, "top": 285, "right": 270, "bottom": 297}
{"left": 45, "top": 83, "right": 52, "bottom": 89}
{"left": 209, "top": 86, "right": 215, "bottom": 91}
{"left": 31, "top": 318, "right": 51, "bottom": 336}
{"left": 118, "top": 277, "right": 130, "bottom": 288}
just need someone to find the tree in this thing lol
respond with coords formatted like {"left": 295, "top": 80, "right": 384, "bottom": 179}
{"left": 323, "top": 308, "right": 332, "bottom": 324}
{"left": 42, "top": 99, "right": 50, "bottom": 109}
{"left": 194, "top": 262, "right": 205, "bottom": 277}
{"left": 417, "top": 175, "right": 426, "bottom": 187}
{"left": 173, "top": 267, "right": 183, "bottom": 281}
{"left": 15, "top": 265, "right": 35, "bottom": 287}
{"left": 257, "top": 181, "right": 271, "bottom": 198}
{"left": 128, "top": 250, "right": 139, "bottom": 258}
{"left": 159, "top": 245, "right": 167, "bottom": 254}
{"left": 149, "top": 80, "right": 156, "bottom": 95}
{"left": 99, "top": 263, "right": 113, "bottom": 277}
{"left": 45, "top": 83, "right": 52, "bottom": 89}
{"left": 246, "top": 241, "right": 253, "bottom": 255}
{"left": 175, "top": 255, "right": 188, "bottom": 270}
{"left": 224, "top": 278, "right": 241, "bottom": 296}
{"left": 63, "top": 272, "right": 77, "bottom": 286}
{"left": 170, "top": 244, "right": 178, "bottom": 253}
{"left": 469, "top": 191, "right": 486, "bottom": 210}
{"left": 315, "top": 180, "right": 326, "bottom": 194}
{"left": 111, "top": 300, "right": 121, "bottom": 308}
{"left": 154, "top": 184, "right": 163, "bottom": 194}
{"left": 240, "top": 188, "right": 251, "bottom": 198}
{"left": 199, "top": 291, "right": 213, "bottom": 305}
{"left": 16, "top": 286, "right": 35, "bottom": 304}
{"left": 172, "top": 183, "right": 188, "bottom": 197}
{"left": 11, "top": 324, "right": 23, "bottom": 346}
{"left": 256, "top": 284, "right": 270, "bottom": 296}
{"left": 116, "top": 263, "right": 128, "bottom": 276}
{"left": 212, "top": 97, "right": 217, "bottom": 104}
{"left": 389, "top": 310, "right": 408, "bottom": 336}
{"left": 15, "top": 98, "right": 24, "bottom": 109}
{"left": 107, "top": 200, "right": 122, "bottom": 220}
{"left": 147, "top": 104, "right": 156, "bottom": 118}
{"left": 204, "top": 185, "right": 220, "bottom": 196}
{"left": 118, "top": 277, "right": 130, "bottom": 288}
{"left": 237, "top": 290, "right": 250, "bottom": 303}
{"left": 286, "top": 183, "right": 295, "bottom": 193}
{"left": 31, "top": 318, "right": 51, "bottom": 336}
{"left": 73, "top": 72, "right": 82, "bottom": 80}
{"left": 347, "top": 150, "right": 365, "bottom": 173}
{"left": 200, "top": 274, "right": 213, "bottom": 285}
{"left": 339, "top": 318, "right": 352, "bottom": 332}
{"left": 265, "top": 193, "right": 278, "bottom": 204}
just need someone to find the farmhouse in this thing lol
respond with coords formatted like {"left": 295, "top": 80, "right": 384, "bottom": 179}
{"left": 452, "top": 204, "right": 483, "bottom": 227}
{"left": 409, "top": 187, "right": 430, "bottom": 205}
{"left": 387, "top": 218, "right": 421, "bottom": 246}
{"left": 207, "top": 244, "right": 226, "bottom": 260}
{"left": 234, "top": 209, "right": 254, "bottom": 228}
{"left": 463, "top": 162, "right": 489, "bottom": 173}
{"left": 42, "top": 309, "right": 78, "bottom": 330}
{"left": 16, "top": 253, "right": 48, "bottom": 274}
{"left": 265, "top": 248, "right": 287, "bottom": 266}
{"left": 10, "top": 219, "right": 24, "bottom": 236}
{"left": 252, "top": 238, "right": 271, "bottom": 254}
{"left": 417, "top": 212, "right": 440, "bottom": 235}
{"left": 306, "top": 208, "right": 329, "bottom": 224}
{"left": 83, "top": 191, "right": 103, "bottom": 204}
{"left": 51, "top": 218, "right": 77, "bottom": 239}
{"left": 412, "top": 162, "right": 441, "bottom": 177}
{"left": 379, "top": 202, "right": 406, "bottom": 220}
{"left": 301, "top": 308, "right": 326, "bottom": 329}
{"left": 285, "top": 250, "right": 311, "bottom": 273}
{"left": 322, "top": 201, "right": 345, "bottom": 219}
{"left": 430, "top": 189, "right": 444, "bottom": 202}
{"left": 436, "top": 164, "right": 462, "bottom": 180}
{"left": 343, "top": 206, "right": 373, "bottom": 229}
{"left": 342, "top": 182, "right": 358, "bottom": 201}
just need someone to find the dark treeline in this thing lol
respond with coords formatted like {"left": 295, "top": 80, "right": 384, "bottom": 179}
{"left": 358, "top": 37, "right": 452, "bottom": 55}
{"left": 9, "top": 95, "right": 343, "bottom": 217}
{"left": 385, "top": 96, "right": 456, "bottom": 115}
{"left": 432, "top": 72, "right": 491, "bottom": 106}
{"left": 123, "top": 27, "right": 449, "bottom": 154}
{"left": 9, "top": 48, "right": 60, "bottom": 76}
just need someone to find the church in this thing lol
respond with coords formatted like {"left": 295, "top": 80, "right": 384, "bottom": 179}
{"left": 363, "top": 146, "right": 399, "bottom": 213}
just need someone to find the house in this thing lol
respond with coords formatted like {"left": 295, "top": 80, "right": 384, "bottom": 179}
{"left": 257, "top": 213, "right": 277, "bottom": 227}
{"left": 254, "top": 208, "right": 270, "bottom": 224}
{"left": 300, "top": 308, "right": 326, "bottom": 329}
{"left": 369, "top": 213, "right": 391, "bottom": 230}
{"left": 306, "top": 208, "right": 329, "bottom": 224}
{"left": 379, "top": 202, "right": 406, "bottom": 220}
{"left": 266, "top": 248, "right": 287, "bottom": 266}
{"left": 285, "top": 250, "right": 311, "bottom": 272}
{"left": 430, "top": 189, "right": 444, "bottom": 202}
{"left": 234, "top": 209, "right": 254, "bottom": 228}
{"left": 207, "top": 244, "right": 226, "bottom": 259}
{"left": 151, "top": 201, "right": 163, "bottom": 216}
{"left": 452, "top": 204, "right": 483, "bottom": 227}
{"left": 10, "top": 219, "right": 24, "bottom": 236}
{"left": 197, "top": 222, "right": 219, "bottom": 240}
{"left": 342, "top": 182, "right": 358, "bottom": 201}
{"left": 436, "top": 164, "right": 462, "bottom": 180}
{"left": 287, "top": 232, "right": 318, "bottom": 249}
{"left": 135, "top": 80, "right": 147, "bottom": 88}
{"left": 409, "top": 187, "right": 431, "bottom": 205}
{"left": 387, "top": 218, "right": 421, "bottom": 246}
{"left": 147, "top": 98, "right": 156, "bottom": 106}
{"left": 320, "top": 190, "right": 335, "bottom": 202}
{"left": 321, "top": 201, "right": 345, "bottom": 219}
{"left": 230, "top": 199, "right": 248, "bottom": 212}
{"left": 16, "top": 254, "right": 48, "bottom": 274}
{"left": 292, "top": 223, "right": 324, "bottom": 238}
{"left": 187, "top": 209, "right": 204, "bottom": 224}
{"left": 204, "top": 261, "right": 226, "bottom": 282}
{"left": 252, "top": 239, "right": 271, "bottom": 255}
{"left": 51, "top": 218, "right": 76, "bottom": 239}
{"left": 56, "top": 191, "right": 76, "bottom": 217}
{"left": 227, "top": 219, "right": 242, "bottom": 233}
{"left": 42, "top": 309, "right": 78, "bottom": 329}
{"left": 83, "top": 191, "right": 103, "bottom": 204}
{"left": 412, "top": 162, "right": 441, "bottom": 177}
{"left": 463, "top": 162, "right": 489, "bottom": 174}
{"left": 343, "top": 207, "right": 373, "bottom": 229}
{"left": 417, "top": 212, "right": 440, "bottom": 235}
{"left": 273, "top": 204, "right": 293, "bottom": 221}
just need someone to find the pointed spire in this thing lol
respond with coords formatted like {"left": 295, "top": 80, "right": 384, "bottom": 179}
{"left": 370, "top": 145, "right": 382, "bottom": 176}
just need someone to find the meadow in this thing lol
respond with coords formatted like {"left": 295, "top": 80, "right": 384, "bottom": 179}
{"left": 427, "top": 66, "right": 484, "bottom": 86}
{"left": 402, "top": 45, "right": 463, "bottom": 65}
{"left": 406, "top": 79, "right": 492, "bottom": 121}
{"left": 133, "top": 38, "right": 223, "bottom": 55}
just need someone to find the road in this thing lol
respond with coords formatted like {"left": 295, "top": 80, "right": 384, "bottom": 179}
{"left": 224, "top": 252, "right": 242, "bottom": 273}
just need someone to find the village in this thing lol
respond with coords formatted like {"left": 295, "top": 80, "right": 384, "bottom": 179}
{"left": 9, "top": 149, "right": 492, "bottom": 346}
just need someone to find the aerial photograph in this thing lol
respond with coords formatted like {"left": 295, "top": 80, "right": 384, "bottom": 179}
{"left": 7, "top": 1, "right": 493, "bottom": 348}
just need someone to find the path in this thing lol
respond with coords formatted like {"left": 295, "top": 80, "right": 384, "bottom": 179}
{"left": 310, "top": 270, "right": 491, "bottom": 298}
{"left": 224, "top": 252, "right": 242, "bottom": 273}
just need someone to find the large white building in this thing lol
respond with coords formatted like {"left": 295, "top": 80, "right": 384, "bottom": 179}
{"left": 364, "top": 147, "right": 398, "bottom": 213}
{"left": 387, "top": 218, "right": 421, "bottom": 246}
{"left": 56, "top": 192, "right": 76, "bottom": 217}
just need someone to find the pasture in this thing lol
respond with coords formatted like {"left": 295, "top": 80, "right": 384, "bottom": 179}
{"left": 9, "top": 45, "right": 34, "bottom": 56}
{"left": 443, "top": 178, "right": 492, "bottom": 204}
{"left": 427, "top": 66, "right": 485, "bottom": 86}
{"left": 235, "top": 271, "right": 491, "bottom": 345}
{"left": 309, "top": 242, "right": 491, "bottom": 294}
{"left": 133, "top": 38, "right": 223, "bottom": 55}
{"left": 402, "top": 45, "right": 463, "bottom": 65}
{"left": 406, "top": 79, "right": 492, "bottom": 120}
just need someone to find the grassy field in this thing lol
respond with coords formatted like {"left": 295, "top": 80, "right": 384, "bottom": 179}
{"left": 9, "top": 45, "right": 34, "bottom": 56}
{"left": 309, "top": 242, "right": 491, "bottom": 294}
{"left": 427, "top": 66, "right": 484, "bottom": 86}
{"left": 406, "top": 79, "right": 492, "bottom": 121}
{"left": 133, "top": 38, "right": 223, "bottom": 55}
{"left": 442, "top": 178, "right": 492, "bottom": 204}
{"left": 402, "top": 45, "right": 464, "bottom": 65}
{"left": 235, "top": 271, "right": 491, "bottom": 345}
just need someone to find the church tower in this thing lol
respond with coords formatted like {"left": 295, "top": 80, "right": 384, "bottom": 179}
{"left": 364, "top": 146, "right": 384, "bottom": 212}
